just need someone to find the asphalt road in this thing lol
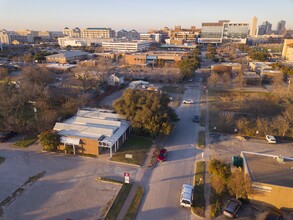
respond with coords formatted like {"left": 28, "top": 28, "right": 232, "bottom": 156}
{"left": 136, "top": 82, "right": 202, "bottom": 220}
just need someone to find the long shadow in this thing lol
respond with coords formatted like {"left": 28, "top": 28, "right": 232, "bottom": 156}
{"left": 0, "top": 144, "right": 125, "bottom": 220}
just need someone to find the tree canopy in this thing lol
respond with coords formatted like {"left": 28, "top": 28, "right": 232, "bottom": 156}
{"left": 113, "top": 88, "right": 179, "bottom": 136}
{"left": 178, "top": 52, "right": 200, "bottom": 79}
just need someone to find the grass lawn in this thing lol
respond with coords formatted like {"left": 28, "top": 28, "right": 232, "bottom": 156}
{"left": 124, "top": 185, "right": 144, "bottom": 220}
{"left": 0, "top": 156, "right": 5, "bottom": 164}
{"left": 197, "top": 131, "right": 205, "bottom": 149}
{"left": 192, "top": 161, "right": 205, "bottom": 217}
{"left": 161, "top": 85, "right": 184, "bottom": 94}
{"left": 14, "top": 135, "right": 38, "bottom": 148}
{"left": 111, "top": 135, "right": 152, "bottom": 166}
{"left": 105, "top": 183, "right": 133, "bottom": 220}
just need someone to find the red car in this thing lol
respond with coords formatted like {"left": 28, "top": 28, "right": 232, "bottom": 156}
{"left": 157, "top": 149, "right": 167, "bottom": 162}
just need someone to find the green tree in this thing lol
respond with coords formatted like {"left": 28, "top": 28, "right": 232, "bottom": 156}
{"left": 248, "top": 49, "right": 270, "bottom": 61}
{"left": 178, "top": 58, "right": 200, "bottom": 79}
{"left": 38, "top": 130, "right": 61, "bottom": 151}
{"left": 113, "top": 88, "right": 178, "bottom": 136}
{"left": 209, "top": 159, "right": 231, "bottom": 181}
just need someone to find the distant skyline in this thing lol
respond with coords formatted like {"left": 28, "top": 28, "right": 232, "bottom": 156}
{"left": 1, "top": 0, "right": 293, "bottom": 32}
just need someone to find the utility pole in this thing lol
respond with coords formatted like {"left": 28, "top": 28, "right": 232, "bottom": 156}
{"left": 287, "top": 79, "right": 291, "bottom": 97}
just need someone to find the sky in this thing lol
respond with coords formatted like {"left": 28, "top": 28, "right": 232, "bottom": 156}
{"left": 1, "top": 0, "right": 293, "bottom": 32}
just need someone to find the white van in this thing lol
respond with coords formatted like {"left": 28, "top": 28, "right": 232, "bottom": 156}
{"left": 180, "top": 184, "right": 193, "bottom": 208}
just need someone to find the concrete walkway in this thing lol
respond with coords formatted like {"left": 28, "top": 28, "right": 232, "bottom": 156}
{"left": 204, "top": 89, "right": 212, "bottom": 219}
{"left": 116, "top": 138, "right": 163, "bottom": 220}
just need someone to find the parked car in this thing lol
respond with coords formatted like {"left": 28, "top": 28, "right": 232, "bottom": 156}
{"left": 0, "top": 131, "right": 17, "bottom": 142}
{"left": 157, "top": 149, "right": 167, "bottom": 162}
{"left": 223, "top": 198, "right": 242, "bottom": 218}
{"left": 264, "top": 211, "right": 282, "bottom": 220}
{"left": 266, "top": 135, "right": 276, "bottom": 144}
{"left": 193, "top": 115, "right": 200, "bottom": 123}
{"left": 183, "top": 99, "right": 194, "bottom": 104}
{"left": 179, "top": 184, "right": 193, "bottom": 208}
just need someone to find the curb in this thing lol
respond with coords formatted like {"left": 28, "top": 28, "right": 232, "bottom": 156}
{"left": 107, "top": 159, "right": 141, "bottom": 168}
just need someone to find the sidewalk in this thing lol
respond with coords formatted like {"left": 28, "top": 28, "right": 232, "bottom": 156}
{"left": 204, "top": 89, "right": 212, "bottom": 219}
{"left": 116, "top": 137, "right": 164, "bottom": 220}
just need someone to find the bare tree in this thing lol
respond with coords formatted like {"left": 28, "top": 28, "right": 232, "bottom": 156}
{"left": 211, "top": 175, "right": 226, "bottom": 195}
{"left": 218, "top": 112, "right": 234, "bottom": 132}
{"left": 233, "top": 73, "right": 245, "bottom": 88}
{"left": 208, "top": 73, "right": 222, "bottom": 89}
{"left": 272, "top": 114, "right": 291, "bottom": 137}
{"left": 256, "top": 117, "right": 271, "bottom": 135}
{"left": 236, "top": 117, "right": 250, "bottom": 135}
{"left": 227, "top": 168, "right": 251, "bottom": 199}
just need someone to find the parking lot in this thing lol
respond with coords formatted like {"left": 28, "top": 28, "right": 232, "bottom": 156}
{"left": 207, "top": 134, "right": 293, "bottom": 163}
{"left": 0, "top": 141, "right": 138, "bottom": 220}
{"left": 205, "top": 133, "right": 293, "bottom": 219}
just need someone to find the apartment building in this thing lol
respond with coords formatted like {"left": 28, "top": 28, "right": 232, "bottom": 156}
{"left": 102, "top": 41, "right": 150, "bottom": 52}
{"left": 168, "top": 26, "right": 200, "bottom": 44}
{"left": 81, "top": 28, "right": 115, "bottom": 39}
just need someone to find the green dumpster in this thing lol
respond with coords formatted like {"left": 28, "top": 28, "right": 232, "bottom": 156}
{"left": 232, "top": 156, "right": 243, "bottom": 168}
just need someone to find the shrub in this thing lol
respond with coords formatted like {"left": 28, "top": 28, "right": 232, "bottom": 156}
{"left": 38, "top": 130, "right": 60, "bottom": 151}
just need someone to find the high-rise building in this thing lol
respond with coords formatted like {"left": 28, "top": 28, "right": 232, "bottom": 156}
{"left": 276, "top": 20, "right": 286, "bottom": 35}
{"left": 250, "top": 16, "right": 258, "bottom": 37}
{"left": 258, "top": 21, "right": 272, "bottom": 35}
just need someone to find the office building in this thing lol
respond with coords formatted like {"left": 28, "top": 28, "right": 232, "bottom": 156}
{"left": 58, "top": 37, "right": 114, "bottom": 48}
{"left": 53, "top": 108, "right": 130, "bottom": 158}
{"left": 102, "top": 41, "right": 150, "bottom": 52}
{"left": 81, "top": 28, "right": 115, "bottom": 39}
{"left": 199, "top": 21, "right": 248, "bottom": 44}
{"left": 241, "top": 152, "right": 293, "bottom": 210}
{"left": 124, "top": 51, "right": 187, "bottom": 65}
{"left": 140, "top": 33, "right": 163, "bottom": 43}
{"left": 222, "top": 22, "right": 249, "bottom": 43}
{"left": 45, "top": 50, "right": 89, "bottom": 64}
{"left": 249, "top": 16, "right": 258, "bottom": 37}
{"left": 282, "top": 39, "right": 293, "bottom": 62}
{"left": 116, "top": 29, "right": 140, "bottom": 40}
{"left": 198, "top": 22, "right": 224, "bottom": 44}
{"left": 63, "top": 27, "right": 81, "bottom": 38}
{"left": 276, "top": 20, "right": 286, "bottom": 35}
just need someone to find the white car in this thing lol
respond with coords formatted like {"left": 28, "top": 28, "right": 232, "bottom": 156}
{"left": 266, "top": 135, "right": 276, "bottom": 144}
{"left": 183, "top": 99, "right": 194, "bottom": 104}
{"left": 180, "top": 184, "right": 193, "bottom": 208}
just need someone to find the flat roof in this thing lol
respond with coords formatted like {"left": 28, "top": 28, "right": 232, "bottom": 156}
{"left": 53, "top": 108, "right": 130, "bottom": 146}
{"left": 243, "top": 152, "right": 293, "bottom": 188}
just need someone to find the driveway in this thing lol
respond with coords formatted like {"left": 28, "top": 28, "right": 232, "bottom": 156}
{"left": 136, "top": 82, "right": 202, "bottom": 220}
{"left": 0, "top": 142, "right": 138, "bottom": 220}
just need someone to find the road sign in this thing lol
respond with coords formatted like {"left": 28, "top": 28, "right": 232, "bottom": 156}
{"left": 124, "top": 172, "right": 130, "bottom": 183}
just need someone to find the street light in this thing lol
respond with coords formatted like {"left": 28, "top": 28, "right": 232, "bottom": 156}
{"left": 256, "top": 130, "right": 259, "bottom": 137}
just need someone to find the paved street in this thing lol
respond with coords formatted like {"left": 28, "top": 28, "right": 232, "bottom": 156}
{"left": 136, "top": 82, "right": 202, "bottom": 220}
{"left": 0, "top": 143, "right": 138, "bottom": 220}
